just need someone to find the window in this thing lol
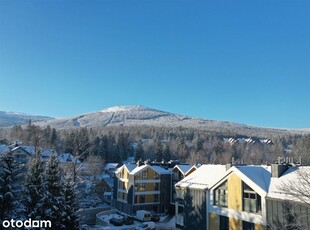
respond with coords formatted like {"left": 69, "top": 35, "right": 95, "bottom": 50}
{"left": 135, "top": 183, "right": 146, "bottom": 191}
{"left": 154, "top": 183, "right": 159, "bottom": 191}
{"left": 219, "top": 216, "right": 229, "bottom": 230}
{"left": 154, "top": 194, "right": 159, "bottom": 202}
{"left": 214, "top": 181, "right": 228, "bottom": 207}
{"left": 119, "top": 181, "right": 125, "bottom": 190}
{"left": 142, "top": 171, "right": 148, "bottom": 180}
{"left": 243, "top": 182, "right": 261, "bottom": 213}
{"left": 120, "top": 169, "right": 124, "bottom": 178}
{"left": 140, "top": 195, "right": 145, "bottom": 203}
{"left": 242, "top": 221, "right": 255, "bottom": 230}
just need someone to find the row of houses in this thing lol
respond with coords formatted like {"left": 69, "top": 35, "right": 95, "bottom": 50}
{"left": 175, "top": 161, "right": 310, "bottom": 230}
{"left": 112, "top": 159, "right": 310, "bottom": 230}
{"left": 111, "top": 160, "right": 200, "bottom": 215}
{"left": 0, "top": 143, "right": 80, "bottom": 165}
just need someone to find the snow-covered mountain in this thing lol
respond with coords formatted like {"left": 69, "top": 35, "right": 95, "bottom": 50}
{"left": 0, "top": 111, "right": 53, "bottom": 127}
{"left": 32, "top": 105, "right": 309, "bottom": 136}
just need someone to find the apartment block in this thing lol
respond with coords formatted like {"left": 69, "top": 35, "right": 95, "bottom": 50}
{"left": 112, "top": 163, "right": 172, "bottom": 215}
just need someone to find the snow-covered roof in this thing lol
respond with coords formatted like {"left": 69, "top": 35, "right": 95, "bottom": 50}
{"left": 176, "top": 165, "right": 227, "bottom": 190}
{"left": 9, "top": 145, "right": 55, "bottom": 158}
{"left": 104, "top": 163, "right": 119, "bottom": 171}
{"left": 173, "top": 164, "right": 193, "bottom": 175}
{"left": 10, "top": 146, "right": 33, "bottom": 155}
{"left": 236, "top": 166, "right": 271, "bottom": 193}
{"left": 115, "top": 163, "right": 137, "bottom": 173}
{"left": 208, "top": 165, "right": 271, "bottom": 196}
{"left": 151, "top": 165, "right": 172, "bottom": 174}
{"left": 41, "top": 148, "right": 54, "bottom": 157}
{"left": 0, "top": 145, "right": 9, "bottom": 154}
{"left": 124, "top": 163, "right": 138, "bottom": 172}
{"left": 22, "top": 146, "right": 35, "bottom": 155}
{"left": 58, "top": 153, "right": 81, "bottom": 164}
{"left": 103, "top": 177, "right": 114, "bottom": 188}
{"left": 130, "top": 165, "right": 148, "bottom": 175}
{"left": 268, "top": 166, "right": 310, "bottom": 201}
{"left": 129, "top": 164, "right": 171, "bottom": 175}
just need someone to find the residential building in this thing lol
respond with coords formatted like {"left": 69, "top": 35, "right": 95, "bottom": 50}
{"left": 103, "top": 163, "right": 120, "bottom": 177}
{"left": 208, "top": 165, "right": 270, "bottom": 230}
{"left": 266, "top": 165, "right": 310, "bottom": 230}
{"left": 207, "top": 162, "right": 310, "bottom": 230}
{"left": 175, "top": 165, "right": 226, "bottom": 229}
{"left": 171, "top": 164, "right": 198, "bottom": 204}
{"left": 6, "top": 144, "right": 54, "bottom": 164}
{"left": 112, "top": 163, "right": 172, "bottom": 215}
{"left": 8, "top": 145, "right": 33, "bottom": 164}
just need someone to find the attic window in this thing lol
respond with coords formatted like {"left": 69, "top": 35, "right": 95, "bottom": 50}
{"left": 214, "top": 181, "right": 228, "bottom": 207}
{"left": 243, "top": 182, "right": 261, "bottom": 213}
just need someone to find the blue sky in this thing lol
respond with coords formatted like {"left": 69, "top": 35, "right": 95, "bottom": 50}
{"left": 0, "top": 0, "right": 309, "bottom": 128}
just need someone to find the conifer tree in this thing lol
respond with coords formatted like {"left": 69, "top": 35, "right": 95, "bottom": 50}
{"left": 155, "top": 138, "right": 163, "bottom": 161}
{"left": 23, "top": 150, "right": 45, "bottom": 219}
{"left": 135, "top": 140, "right": 145, "bottom": 161}
{"left": 40, "top": 153, "right": 65, "bottom": 229}
{"left": 0, "top": 152, "right": 20, "bottom": 221}
{"left": 62, "top": 177, "right": 80, "bottom": 230}
{"left": 163, "top": 145, "right": 171, "bottom": 162}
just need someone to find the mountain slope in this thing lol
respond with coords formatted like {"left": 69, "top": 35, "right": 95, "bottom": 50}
{"left": 0, "top": 111, "right": 54, "bottom": 127}
{"left": 32, "top": 105, "right": 309, "bottom": 137}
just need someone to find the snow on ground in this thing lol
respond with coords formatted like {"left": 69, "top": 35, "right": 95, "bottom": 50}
{"left": 83, "top": 215, "right": 180, "bottom": 230}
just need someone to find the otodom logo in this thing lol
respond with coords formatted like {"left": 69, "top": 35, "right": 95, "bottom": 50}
{"left": 2, "top": 219, "right": 52, "bottom": 228}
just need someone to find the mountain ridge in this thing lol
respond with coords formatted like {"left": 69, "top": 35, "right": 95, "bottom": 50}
{"left": 1, "top": 106, "right": 309, "bottom": 137}
{"left": 0, "top": 111, "right": 53, "bottom": 127}
{"left": 32, "top": 105, "right": 310, "bottom": 137}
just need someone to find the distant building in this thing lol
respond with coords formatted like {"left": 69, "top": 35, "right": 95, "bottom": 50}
{"left": 58, "top": 152, "right": 81, "bottom": 165}
{"left": 103, "top": 163, "right": 120, "bottom": 176}
{"left": 112, "top": 163, "right": 172, "bottom": 215}
{"left": 8, "top": 146, "right": 33, "bottom": 164}
{"left": 6, "top": 144, "right": 54, "bottom": 164}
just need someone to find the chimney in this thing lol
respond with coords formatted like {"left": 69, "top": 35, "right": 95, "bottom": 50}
{"left": 136, "top": 159, "right": 143, "bottom": 167}
{"left": 271, "top": 163, "right": 289, "bottom": 178}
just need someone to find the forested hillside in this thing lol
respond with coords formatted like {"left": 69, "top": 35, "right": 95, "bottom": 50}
{"left": 1, "top": 121, "right": 309, "bottom": 165}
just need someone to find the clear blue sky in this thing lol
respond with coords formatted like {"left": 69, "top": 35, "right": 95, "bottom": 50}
{"left": 0, "top": 0, "right": 309, "bottom": 128}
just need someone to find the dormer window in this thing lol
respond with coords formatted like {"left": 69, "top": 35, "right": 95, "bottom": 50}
{"left": 214, "top": 181, "right": 228, "bottom": 207}
{"left": 243, "top": 182, "right": 261, "bottom": 213}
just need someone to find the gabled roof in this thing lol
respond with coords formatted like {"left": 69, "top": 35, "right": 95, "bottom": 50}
{"left": 9, "top": 145, "right": 55, "bottom": 158}
{"left": 124, "top": 163, "right": 138, "bottom": 172}
{"left": 268, "top": 166, "right": 310, "bottom": 200}
{"left": 176, "top": 165, "right": 227, "bottom": 190}
{"left": 103, "top": 177, "right": 114, "bottom": 189}
{"left": 209, "top": 165, "right": 271, "bottom": 196}
{"left": 10, "top": 146, "right": 33, "bottom": 156}
{"left": 151, "top": 165, "right": 171, "bottom": 174}
{"left": 129, "top": 164, "right": 171, "bottom": 175}
{"left": 115, "top": 163, "right": 138, "bottom": 174}
{"left": 58, "top": 153, "right": 81, "bottom": 164}
{"left": 104, "top": 163, "right": 119, "bottom": 171}
{"left": 173, "top": 164, "right": 193, "bottom": 175}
